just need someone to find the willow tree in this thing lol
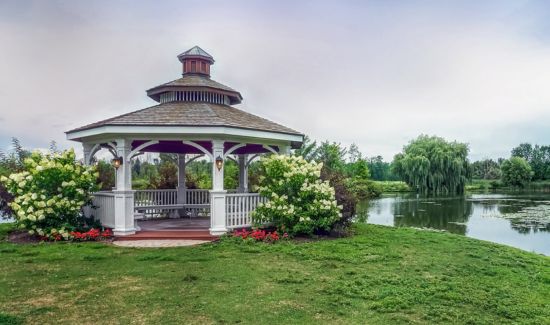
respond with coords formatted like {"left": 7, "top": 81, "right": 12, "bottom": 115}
{"left": 392, "top": 135, "right": 471, "bottom": 194}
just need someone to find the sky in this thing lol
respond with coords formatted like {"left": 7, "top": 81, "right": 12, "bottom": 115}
{"left": 1, "top": 0, "right": 550, "bottom": 161}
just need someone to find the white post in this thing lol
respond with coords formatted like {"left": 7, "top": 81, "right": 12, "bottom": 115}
{"left": 113, "top": 139, "right": 135, "bottom": 236}
{"left": 238, "top": 154, "right": 248, "bottom": 193}
{"left": 175, "top": 154, "right": 186, "bottom": 218}
{"left": 281, "top": 144, "right": 291, "bottom": 155}
{"left": 177, "top": 154, "right": 186, "bottom": 204}
{"left": 82, "top": 143, "right": 93, "bottom": 219}
{"left": 210, "top": 140, "right": 227, "bottom": 235}
{"left": 82, "top": 143, "right": 93, "bottom": 166}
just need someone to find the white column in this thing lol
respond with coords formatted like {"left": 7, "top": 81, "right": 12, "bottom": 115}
{"left": 210, "top": 140, "right": 227, "bottom": 235}
{"left": 82, "top": 143, "right": 93, "bottom": 219}
{"left": 280, "top": 144, "right": 291, "bottom": 155}
{"left": 176, "top": 154, "right": 186, "bottom": 205}
{"left": 113, "top": 139, "right": 135, "bottom": 236}
{"left": 237, "top": 154, "right": 248, "bottom": 193}
{"left": 82, "top": 143, "right": 93, "bottom": 166}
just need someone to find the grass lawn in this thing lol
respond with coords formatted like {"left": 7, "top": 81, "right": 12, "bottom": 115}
{"left": 0, "top": 223, "right": 548, "bottom": 324}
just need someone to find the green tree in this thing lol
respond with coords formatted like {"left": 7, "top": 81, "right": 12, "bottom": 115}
{"left": 511, "top": 143, "right": 550, "bottom": 180}
{"left": 316, "top": 141, "right": 347, "bottom": 173}
{"left": 294, "top": 136, "right": 319, "bottom": 162}
{"left": 367, "top": 156, "right": 397, "bottom": 181}
{"left": 392, "top": 135, "right": 471, "bottom": 194}
{"left": 348, "top": 143, "right": 362, "bottom": 163}
{"left": 500, "top": 157, "right": 533, "bottom": 187}
{"left": 0, "top": 138, "right": 31, "bottom": 217}
{"left": 157, "top": 160, "right": 178, "bottom": 189}
{"left": 471, "top": 159, "right": 501, "bottom": 180}
{"left": 96, "top": 160, "right": 115, "bottom": 190}
{"left": 132, "top": 159, "right": 141, "bottom": 178}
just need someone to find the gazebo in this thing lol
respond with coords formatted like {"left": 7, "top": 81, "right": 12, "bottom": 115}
{"left": 66, "top": 46, "right": 303, "bottom": 236}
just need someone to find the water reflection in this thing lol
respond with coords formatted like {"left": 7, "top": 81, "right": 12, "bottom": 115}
{"left": 359, "top": 192, "right": 550, "bottom": 255}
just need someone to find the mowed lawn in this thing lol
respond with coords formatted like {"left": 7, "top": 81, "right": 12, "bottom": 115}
{"left": 0, "top": 223, "right": 548, "bottom": 324}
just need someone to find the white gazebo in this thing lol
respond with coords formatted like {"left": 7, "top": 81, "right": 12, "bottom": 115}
{"left": 66, "top": 46, "right": 303, "bottom": 236}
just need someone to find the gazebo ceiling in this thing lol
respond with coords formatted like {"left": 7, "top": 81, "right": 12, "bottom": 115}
{"left": 129, "top": 140, "right": 278, "bottom": 155}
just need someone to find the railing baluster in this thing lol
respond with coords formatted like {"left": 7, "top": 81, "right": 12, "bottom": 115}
{"left": 224, "top": 193, "right": 266, "bottom": 229}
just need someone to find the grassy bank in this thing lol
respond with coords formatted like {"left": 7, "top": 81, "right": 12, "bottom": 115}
{"left": 372, "top": 181, "right": 412, "bottom": 192}
{"left": 0, "top": 223, "right": 548, "bottom": 324}
{"left": 466, "top": 179, "right": 550, "bottom": 192}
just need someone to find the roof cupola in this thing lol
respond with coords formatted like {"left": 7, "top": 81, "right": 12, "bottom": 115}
{"left": 147, "top": 46, "right": 242, "bottom": 105}
{"left": 177, "top": 46, "right": 214, "bottom": 77}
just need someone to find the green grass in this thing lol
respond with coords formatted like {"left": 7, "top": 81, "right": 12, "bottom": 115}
{"left": 466, "top": 179, "right": 550, "bottom": 192}
{"left": 0, "top": 223, "right": 548, "bottom": 324}
{"left": 372, "top": 181, "right": 412, "bottom": 192}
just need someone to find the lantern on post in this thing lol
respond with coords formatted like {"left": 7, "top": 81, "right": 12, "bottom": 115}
{"left": 215, "top": 155, "right": 223, "bottom": 171}
{"left": 111, "top": 156, "right": 123, "bottom": 169}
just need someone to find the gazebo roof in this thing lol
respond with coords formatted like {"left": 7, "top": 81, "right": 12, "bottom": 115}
{"left": 67, "top": 102, "right": 301, "bottom": 136}
{"left": 66, "top": 46, "right": 303, "bottom": 146}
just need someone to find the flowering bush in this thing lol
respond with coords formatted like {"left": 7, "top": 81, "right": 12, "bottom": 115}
{"left": 231, "top": 229, "right": 288, "bottom": 242}
{"left": 252, "top": 155, "right": 342, "bottom": 236}
{"left": 0, "top": 149, "right": 100, "bottom": 240}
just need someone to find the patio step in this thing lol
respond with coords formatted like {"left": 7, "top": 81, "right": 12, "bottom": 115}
{"left": 115, "top": 230, "right": 218, "bottom": 241}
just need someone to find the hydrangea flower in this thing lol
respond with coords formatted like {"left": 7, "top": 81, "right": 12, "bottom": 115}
{"left": 0, "top": 149, "right": 100, "bottom": 240}
{"left": 252, "top": 155, "right": 341, "bottom": 236}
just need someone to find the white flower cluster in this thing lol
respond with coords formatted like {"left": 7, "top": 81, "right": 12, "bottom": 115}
{"left": 300, "top": 180, "right": 336, "bottom": 196}
{"left": 252, "top": 154, "right": 342, "bottom": 235}
{"left": 0, "top": 149, "right": 98, "bottom": 238}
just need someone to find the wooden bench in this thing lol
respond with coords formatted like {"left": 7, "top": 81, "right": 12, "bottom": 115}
{"left": 134, "top": 204, "right": 210, "bottom": 220}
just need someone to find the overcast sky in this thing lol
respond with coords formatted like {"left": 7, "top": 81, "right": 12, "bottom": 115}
{"left": 1, "top": 0, "right": 549, "bottom": 161}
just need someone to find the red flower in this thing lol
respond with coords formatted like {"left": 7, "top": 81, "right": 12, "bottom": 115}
{"left": 101, "top": 229, "right": 113, "bottom": 238}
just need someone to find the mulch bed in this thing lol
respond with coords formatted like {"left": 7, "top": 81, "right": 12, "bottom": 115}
{"left": 7, "top": 230, "right": 41, "bottom": 244}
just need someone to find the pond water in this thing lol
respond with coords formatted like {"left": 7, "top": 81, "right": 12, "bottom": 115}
{"left": 359, "top": 192, "right": 550, "bottom": 256}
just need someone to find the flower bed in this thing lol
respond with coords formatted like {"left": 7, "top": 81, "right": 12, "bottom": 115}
{"left": 37, "top": 228, "right": 113, "bottom": 242}
{"left": 230, "top": 228, "right": 289, "bottom": 243}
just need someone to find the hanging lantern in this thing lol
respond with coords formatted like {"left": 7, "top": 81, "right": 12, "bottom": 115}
{"left": 215, "top": 155, "right": 223, "bottom": 171}
{"left": 111, "top": 156, "right": 123, "bottom": 169}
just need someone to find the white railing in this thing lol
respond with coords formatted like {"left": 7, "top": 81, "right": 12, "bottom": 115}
{"left": 225, "top": 193, "right": 267, "bottom": 229}
{"left": 134, "top": 189, "right": 177, "bottom": 207}
{"left": 186, "top": 189, "right": 210, "bottom": 205}
{"left": 89, "top": 191, "right": 115, "bottom": 228}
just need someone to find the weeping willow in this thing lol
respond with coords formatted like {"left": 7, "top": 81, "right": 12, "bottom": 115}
{"left": 392, "top": 135, "right": 471, "bottom": 195}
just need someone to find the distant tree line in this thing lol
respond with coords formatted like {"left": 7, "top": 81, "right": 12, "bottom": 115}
{"left": 469, "top": 143, "right": 550, "bottom": 187}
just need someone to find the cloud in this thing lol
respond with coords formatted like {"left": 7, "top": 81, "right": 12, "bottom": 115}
{"left": 0, "top": 0, "right": 549, "bottom": 161}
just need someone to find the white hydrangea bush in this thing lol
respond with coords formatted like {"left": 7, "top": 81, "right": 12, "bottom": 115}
{"left": 252, "top": 155, "right": 342, "bottom": 236}
{"left": 0, "top": 149, "right": 99, "bottom": 240}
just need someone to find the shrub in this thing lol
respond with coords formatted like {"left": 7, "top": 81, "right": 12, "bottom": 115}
{"left": 374, "top": 181, "right": 411, "bottom": 192}
{"left": 501, "top": 157, "right": 533, "bottom": 188}
{"left": 346, "top": 178, "right": 383, "bottom": 199}
{"left": 252, "top": 155, "right": 342, "bottom": 236}
{"left": 320, "top": 168, "right": 357, "bottom": 235}
{"left": 0, "top": 149, "right": 100, "bottom": 240}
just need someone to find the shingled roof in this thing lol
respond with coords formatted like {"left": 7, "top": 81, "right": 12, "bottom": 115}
{"left": 177, "top": 46, "right": 214, "bottom": 61}
{"left": 146, "top": 74, "right": 242, "bottom": 102}
{"left": 66, "top": 102, "right": 302, "bottom": 136}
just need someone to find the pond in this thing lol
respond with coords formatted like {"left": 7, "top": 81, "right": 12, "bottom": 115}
{"left": 359, "top": 192, "right": 550, "bottom": 256}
